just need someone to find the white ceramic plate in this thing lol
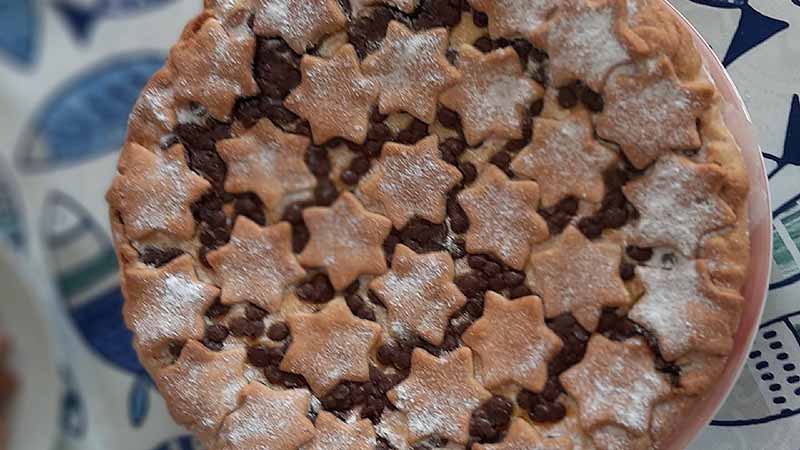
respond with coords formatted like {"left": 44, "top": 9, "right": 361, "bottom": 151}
{"left": 0, "top": 245, "right": 60, "bottom": 450}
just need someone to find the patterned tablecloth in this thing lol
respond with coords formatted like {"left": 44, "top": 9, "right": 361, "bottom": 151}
{"left": 0, "top": 1, "right": 798, "bottom": 449}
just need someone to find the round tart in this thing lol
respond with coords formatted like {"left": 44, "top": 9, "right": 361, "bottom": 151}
{"left": 106, "top": 0, "right": 751, "bottom": 448}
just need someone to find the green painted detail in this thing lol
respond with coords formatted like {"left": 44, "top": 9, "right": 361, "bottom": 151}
{"left": 56, "top": 247, "right": 119, "bottom": 299}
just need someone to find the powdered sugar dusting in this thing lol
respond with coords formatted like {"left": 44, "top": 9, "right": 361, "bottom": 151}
{"left": 548, "top": 3, "right": 629, "bottom": 89}
{"left": 126, "top": 155, "right": 192, "bottom": 233}
{"left": 624, "top": 156, "right": 734, "bottom": 256}
{"left": 133, "top": 271, "right": 207, "bottom": 344}
{"left": 218, "top": 386, "right": 312, "bottom": 448}
{"left": 464, "top": 72, "right": 536, "bottom": 139}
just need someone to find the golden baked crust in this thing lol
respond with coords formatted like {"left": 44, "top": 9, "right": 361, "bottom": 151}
{"left": 107, "top": 1, "right": 751, "bottom": 448}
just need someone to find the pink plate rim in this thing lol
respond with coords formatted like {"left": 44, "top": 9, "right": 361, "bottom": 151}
{"left": 661, "top": 3, "right": 773, "bottom": 449}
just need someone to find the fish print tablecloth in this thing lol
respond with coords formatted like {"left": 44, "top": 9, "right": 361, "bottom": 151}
{"left": 0, "top": 1, "right": 798, "bottom": 449}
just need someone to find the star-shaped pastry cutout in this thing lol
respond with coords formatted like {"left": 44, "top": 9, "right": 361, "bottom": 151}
{"left": 285, "top": 44, "right": 378, "bottom": 145}
{"left": 362, "top": 21, "right": 461, "bottom": 124}
{"left": 440, "top": 45, "right": 543, "bottom": 146}
{"left": 369, "top": 244, "right": 467, "bottom": 345}
{"left": 630, "top": 261, "right": 743, "bottom": 361}
{"left": 463, "top": 292, "right": 562, "bottom": 392}
{"left": 511, "top": 110, "right": 618, "bottom": 208}
{"left": 560, "top": 336, "right": 671, "bottom": 435}
{"left": 358, "top": 135, "right": 462, "bottom": 229}
{"left": 351, "top": 0, "right": 418, "bottom": 13}
{"left": 107, "top": 143, "right": 210, "bottom": 240}
{"left": 123, "top": 255, "right": 219, "bottom": 355}
{"left": 169, "top": 18, "right": 258, "bottom": 121}
{"left": 207, "top": 218, "right": 306, "bottom": 313}
{"left": 526, "top": 225, "right": 630, "bottom": 332}
{"left": 622, "top": 155, "right": 736, "bottom": 257}
{"left": 457, "top": 165, "right": 549, "bottom": 270}
{"left": 252, "top": 0, "right": 347, "bottom": 53}
{"left": 216, "top": 382, "right": 314, "bottom": 450}
{"left": 544, "top": 0, "right": 646, "bottom": 91}
{"left": 468, "top": 0, "right": 560, "bottom": 40}
{"left": 156, "top": 341, "right": 247, "bottom": 441}
{"left": 217, "top": 118, "right": 316, "bottom": 213}
{"left": 388, "top": 348, "right": 491, "bottom": 444}
{"left": 473, "top": 418, "right": 573, "bottom": 450}
{"left": 597, "top": 57, "right": 715, "bottom": 169}
{"left": 303, "top": 411, "right": 376, "bottom": 450}
{"left": 281, "top": 298, "right": 382, "bottom": 395}
{"left": 127, "top": 67, "right": 176, "bottom": 150}
{"left": 298, "top": 192, "right": 392, "bottom": 289}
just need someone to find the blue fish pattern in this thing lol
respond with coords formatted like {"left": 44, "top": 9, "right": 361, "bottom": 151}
{"left": 15, "top": 53, "right": 165, "bottom": 173}
{"left": 59, "top": 366, "right": 88, "bottom": 438}
{"left": 0, "top": 0, "right": 38, "bottom": 66}
{"left": 53, "top": 0, "right": 175, "bottom": 41}
{"left": 771, "top": 193, "right": 800, "bottom": 291}
{"left": 149, "top": 435, "right": 201, "bottom": 450}
{"left": 40, "top": 191, "right": 153, "bottom": 426}
{"left": 763, "top": 94, "right": 800, "bottom": 180}
{"left": 688, "top": 0, "right": 790, "bottom": 66}
{"left": 712, "top": 311, "right": 800, "bottom": 426}
{"left": 0, "top": 158, "right": 26, "bottom": 249}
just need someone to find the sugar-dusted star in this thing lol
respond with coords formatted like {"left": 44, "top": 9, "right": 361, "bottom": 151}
{"left": 369, "top": 244, "right": 467, "bottom": 345}
{"left": 123, "top": 255, "right": 219, "bottom": 355}
{"left": 622, "top": 155, "right": 736, "bottom": 257}
{"left": 440, "top": 45, "right": 543, "bottom": 145}
{"left": 362, "top": 21, "right": 461, "bottom": 124}
{"left": 544, "top": 0, "right": 648, "bottom": 91}
{"left": 156, "top": 341, "right": 248, "bottom": 441}
{"left": 127, "top": 67, "right": 176, "bottom": 150}
{"left": 511, "top": 110, "right": 618, "bottom": 208}
{"left": 630, "top": 261, "right": 743, "bottom": 361}
{"left": 216, "top": 382, "right": 315, "bottom": 449}
{"left": 457, "top": 165, "right": 549, "bottom": 270}
{"left": 388, "top": 348, "right": 491, "bottom": 444}
{"left": 350, "top": 0, "right": 418, "bottom": 13}
{"left": 107, "top": 142, "right": 210, "bottom": 240}
{"left": 169, "top": 18, "right": 258, "bottom": 120}
{"left": 473, "top": 418, "right": 573, "bottom": 450}
{"left": 560, "top": 336, "right": 671, "bottom": 435}
{"left": 303, "top": 411, "right": 376, "bottom": 450}
{"left": 298, "top": 192, "right": 392, "bottom": 289}
{"left": 597, "top": 56, "right": 715, "bottom": 169}
{"left": 207, "top": 218, "right": 306, "bottom": 313}
{"left": 285, "top": 44, "right": 379, "bottom": 145}
{"left": 252, "top": 0, "right": 347, "bottom": 53}
{"left": 281, "top": 299, "right": 382, "bottom": 395}
{"left": 358, "top": 135, "right": 462, "bottom": 229}
{"left": 463, "top": 292, "right": 562, "bottom": 392}
{"left": 468, "top": 0, "right": 560, "bottom": 40}
{"left": 526, "top": 225, "right": 630, "bottom": 332}
{"left": 217, "top": 118, "right": 316, "bottom": 213}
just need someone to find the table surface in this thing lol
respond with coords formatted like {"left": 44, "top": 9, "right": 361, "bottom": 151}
{"left": 0, "top": 1, "right": 798, "bottom": 449}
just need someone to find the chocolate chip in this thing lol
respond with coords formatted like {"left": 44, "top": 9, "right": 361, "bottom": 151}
{"left": 371, "top": 108, "right": 388, "bottom": 124}
{"left": 509, "top": 285, "right": 532, "bottom": 299}
{"left": 458, "top": 162, "right": 477, "bottom": 185}
{"left": 377, "top": 343, "right": 395, "bottom": 366}
{"left": 234, "top": 193, "right": 266, "bottom": 226}
{"left": 291, "top": 223, "right": 310, "bottom": 253}
{"left": 489, "top": 151, "right": 512, "bottom": 170}
{"left": 472, "top": 11, "right": 488, "bottom": 27}
{"left": 530, "top": 98, "right": 544, "bottom": 117}
{"left": 305, "top": 145, "right": 330, "bottom": 177}
{"left": 447, "top": 197, "right": 470, "bottom": 233}
{"left": 205, "top": 324, "right": 229, "bottom": 343}
{"left": 229, "top": 317, "right": 265, "bottom": 338}
{"left": 547, "top": 314, "right": 589, "bottom": 375}
{"left": 383, "top": 233, "right": 400, "bottom": 263}
{"left": 296, "top": 273, "right": 335, "bottom": 303}
{"left": 511, "top": 39, "right": 532, "bottom": 63}
{"left": 367, "top": 123, "right": 392, "bottom": 143}
{"left": 341, "top": 169, "right": 360, "bottom": 185}
{"left": 399, "top": 218, "right": 447, "bottom": 253}
{"left": 253, "top": 38, "right": 301, "bottom": 100}
{"left": 265, "top": 322, "right": 289, "bottom": 341}
{"left": 345, "top": 294, "right": 366, "bottom": 314}
{"left": 396, "top": 118, "right": 429, "bottom": 144}
{"left": 528, "top": 399, "right": 566, "bottom": 423}
{"left": 488, "top": 275, "right": 506, "bottom": 292}
{"left": 474, "top": 37, "right": 493, "bottom": 53}
{"left": 661, "top": 252, "right": 677, "bottom": 270}
{"left": 557, "top": 196, "right": 579, "bottom": 216}
{"left": 619, "top": 262, "right": 636, "bottom": 281}
{"left": 168, "top": 341, "right": 185, "bottom": 359}
{"left": 602, "top": 207, "right": 628, "bottom": 229}
{"left": 344, "top": 280, "right": 360, "bottom": 295}
{"left": 437, "top": 108, "right": 462, "bottom": 130}
{"left": 455, "top": 272, "right": 488, "bottom": 298}
{"left": 464, "top": 298, "right": 484, "bottom": 317}
{"left": 469, "top": 396, "right": 513, "bottom": 443}
{"left": 351, "top": 156, "right": 371, "bottom": 175}
{"left": 414, "top": 0, "right": 462, "bottom": 30}
{"left": 626, "top": 245, "right": 653, "bottom": 262}
{"left": 349, "top": 6, "right": 404, "bottom": 57}
{"left": 282, "top": 201, "right": 307, "bottom": 225}
{"left": 557, "top": 86, "right": 579, "bottom": 109}
{"left": 243, "top": 304, "right": 267, "bottom": 321}
{"left": 502, "top": 270, "right": 525, "bottom": 287}
{"left": 449, "top": 237, "right": 467, "bottom": 259}
{"left": 579, "top": 86, "right": 604, "bottom": 112}
{"left": 314, "top": 178, "right": 338, "bottom": 206}
{"left": 467, "top": 254, "right": 487, "bottom": 270}
{"left": 577, "top": 216, "right": 603, "bottom": 239}
{"left": 247, "top": 346, "right": 272, "bottom": 367}
{"left": 482, "top": 260, "right": 501, "bottom": 277}
{"left": 176, "top": 121, "right": 230, "bottom": 189}
{"left": 139, "top": 247, "right": 184, "bottom": 267}
{"left": 206, "top": 299, "right": 230, "bottom": 318}
{"left": 504, "top": 139, "right": 527, "bottom": 153}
